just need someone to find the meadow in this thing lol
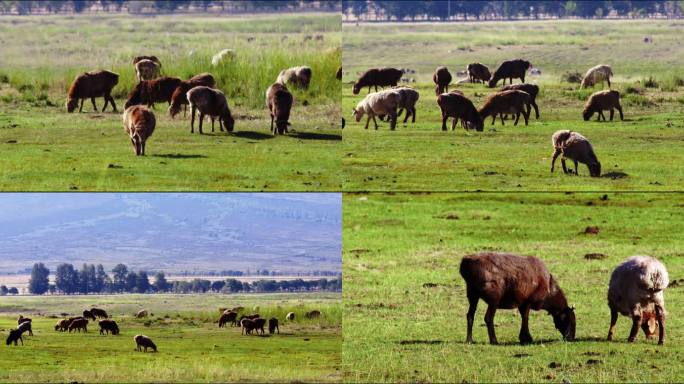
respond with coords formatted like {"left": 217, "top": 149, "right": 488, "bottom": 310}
{"left": 0, "top": 292, "right": 341, "bottom": 382}
{"left": 343, "top": 192, "right": 684, "bottom": 382}
{"left": 0, "top": 13, "right": 341, "bottom": 191}
{"left": 342, "top": 20, "right": 684, "bottom": 191}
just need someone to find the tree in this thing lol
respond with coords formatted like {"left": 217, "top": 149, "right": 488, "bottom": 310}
{"left": 55, "top": 263, "right": 79, "bottom": 294}
{"left": 225, "top": 278, "right": 243, "bottom": 292}
{"left": 112, "top": 263, "right": 128, "bottom": 292}
{"left": 94, "top": 264, "right": 107, "bottom": 293}
{"left": 211, "top": 280, "right": 226, "bottom": 292}
{"left": 29, "top": 262, "right": 50, "bottom": 295}
{"left": 153, "top": 271, "right": 169, "bottom": 292}
{"left": 0, "top": 285, "right": 7, "bottom": 295}
{"left": 125, "top": 271, "right": 138, "bottom": 292}
{"left": 136, "top": 271, "right": 150, "bottom": 293}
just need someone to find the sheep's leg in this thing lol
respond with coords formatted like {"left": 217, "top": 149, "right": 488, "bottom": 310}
{"left": 628, "top": 314, "right": 643, "bottom": 342}
{"left": 466, "top": 287, "right": 478, "bottom": 344}
{"left": 364, "top": 115, "right": 370, "bottom": 130}
{"left": 79, "top": 99, "right": 84, "bottom": 113}
{"left": 211, "top": 117, "right": 215, "bottom": 132}
{"left": 522, "top": 108, "right": 529, "bottom": 125}
{"left": 607, "top": 78, "right": 611, "bottom": 88}
{"left": 518, "top": 304, "right": 533, "bottom": 344}
{"left": 561, "top": 158, "right": 569, "bottom": 174}
{"left": 141, "top": 141, "right": 145, "bottom": 156}
{"left": 402, "top": 109, "right": 409, "bottom": 124}
{"left": 199, "top": 112, "right": 204, "bottom": 134}
{"left": 609, "top": 108, "right": 614, "bottom": 121}
{"left": 190, "top": 106, "right": 196, "bottom": 133}
{"left": 452, "top": 117, "right": 457, "bottom": 131}
{"left": 412, "top": 107, "right": 416, "bottom": 123}
{"left": 491, "top": 115, "right": 496, "bottom": 125}
{"left": 551, "top": 149, "right": 561, "bottom": 173}
{"left": 513, "top": 112, "right": 520, "bottom": 126}
{"left": 441, "top": 114, "right": 448, "bottom": 131}
{"left": 655, "top": 304, "right": 665, "bottom": 345}
{"left": 108, "top": 95, "right": 118, "bottom": 113}
{"left": 484, "top": 305, "right": 498, "bottom": 345}
{"left": 372, "top": 115, "right": 379, "bottom": 130}
{"left": 532, "top": 101, "right": 539, "bottom": 119}
{"left": 573, "top": 159, "right": 579, "bottom": 175}
{"left": 389, "top": 112, "right": 397, "bottom": 131}
{"left": 270, "top": 114, "right": 274, "bottom": 134}
{"left": 617, "top": 105, "right": 624, "bottom": 120}
{"left": 91, "top": 97, "right": 97, "bottom": 112}
{"left": 19, "top": 335, "right": 23, "bottom": 345}
{"left": 102, "top": 97, "right": 109, "bottom": 112}
{"left": 130, "top": 138, "right": 136, "bottom": 155}
{"left": 500, "top": 113, "right": 505, "bottom": 125}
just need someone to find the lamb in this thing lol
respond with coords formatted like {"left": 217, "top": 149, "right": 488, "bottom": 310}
{"left": 305, "top": 310, "right": 321, "bottom": 319}
{"left": 352, "top": 68, "right": 403, "bottom": 95}
{"left": 286, "top": 312, "right": 295, "bottom": 321}
{"left": 582, "top": 90, "right": 623, "bottom": 122}
{"left": 550, "top": 130, "right": 601, "bottom": 177}
{"left": 124, "top": 76, "right": 183, "bottom": 110}
{"left": 132, "top": 55, "right": 161, "bottom": 68}
{"left": 134, "top": 59, "right": 160, "bottom": 83}
{"left": 68, "top": 318, "right": 88, "bottom": 333}
{"left": 187, "top": 86, "right": 235, "bottom": 134}
{"left": 433, "top": 66, "right": 452, "bottom": 95}
{"left": 17, "top": 320, "right": 32, "bottom": 336}
{"left": 607, "top": 256, "right": 669, "bottom": 345}
{"left": 134, "top": 334, "right": 157, "bottom": 352}
{"left": 276, "top": 66, "right": 312, "bottom": 89}
{"left": 136, "top": 310, "right": 148, "bottom": 318}
{"left": 460, "top": 252, "right": 576, "bottom": 345}
{"left": 467, "top": 63, "right": 491, "bottom": 84}
{"left": 336, "top": 66, "right": 342, "bottom": 80}
{"left": 66, "top": 70, "right": 119, "bottom": 113}
{"left": 90, "top": 308, "right": 108, "bottom": 319}
{"left": 99, "top": 319, "right": 120, "bottom": 335}
{"left": 488, "top": 59, "right": 532, "bottom": 87}
{"left": 478, "top": 90, "right": 530, "bottom": 126}
{"left": 83, "top": 310, "right": 96, "bottom": 321}
{"left": 168, "top": 73, "right": 216, "bottom": 118}
{"left": 268, "top": 318, "right": 279, "bottom": 334}
{"left": 266, "top": 82, "right": 294, "bottom": 135}
{"left": 437, "top": 91, "right": 483, "bottom": 132}
{"left": 211, "top": 49, "right": 236, "bottom": 66}
{"left": 352, "top": 89, "right": 401, "bottom": 130}
{"left": 123, "top": 105, "right": 156, "bottom": 156}
{"left": 501, "top": 83, "right": 540, "bottom": 119}
{"left": 218, "top": 311, "right": 238, "bottom": 328}
{"left": 580, "top": 64, "right": 613, "bottom": 89}
{"left": 5, "top": 329, "right": 23, "bottom": 346}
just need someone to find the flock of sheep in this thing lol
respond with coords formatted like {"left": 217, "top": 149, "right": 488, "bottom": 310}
{"left": 65, "top": 52, "right": 319, "bottom": 156}
{"left": 348, "top": 61, "right": 622, "bottom": 177}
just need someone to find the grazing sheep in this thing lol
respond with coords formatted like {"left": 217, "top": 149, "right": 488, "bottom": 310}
{"left": 90, "top": 308, "right": 108, "bottom": 319}
{"left": 123, "top": 105, "right": 156, "bottom": 156}
{"left": 641, "top": 305, "right": 660, "bottom": 340}
{"left": 132, "top": 55, "right": 161, "bottom": 68}
{"left": 388, "top": 86, "right": 420, "bottom": 125}
{"left": 433, "top": 66, "right": 452, "bottom": 95}
{"left": 168, "top": 73, "right": 216, "bottom": 118}
{"left": 488, "top": 59, "right": 532, "bottom": 87}
{"left": 17, "top": 315, "right": 31, "bottom": 325}
{"left": 336, "top": 66, "right": 342, "bottom": 80}
{"left": 239, "top": 314, "right": 260, "bottom": 323}
{"left": 17, "top": 320, "right": 32, "bottom": 336}
{"left": 124, "top": 76, "right": 182, "bottom": 110}
{"left": 501, "top": 83, "right": 540, "bottom": 119}
{"left": 55, "top": 319, "right": 70, "bottom": 332}
{"left": 467, "top": 63, "right": 491, "bottom": 84}
{"left": 266, "top": 82, "right": 294, "bottom": 135}
{"left": 268, "top": 318, "right": 279, "bottom": 334}
{"left": 218, "top": 311, "right": 238, "bottom": 328}
{"left": 276, "top": 66, "right": 312, "bottom": 89}
{"left": 437, "top": 91, "right": 483, "bottom": 132}
{"left": 83, "top": 310, "right": 96, "bottom": 321}
{"left": 352, "top": 89, "right": 401, "bottom": 130}
{"left": 305, "top": 310, "right": 321, "bottom": 319}
{"left": 134, "top": 334, "right": 157, "bottom": 352}
{"left": 5, "top": 329, "right": 23, "bottom": 346}
{"left": 241, "top": 318, "right": 256, "bottom": 335}
{"left": 583, "top": 90, "right": 623, "bottom": 122}
{"left": 581, "top": 64, "right": 613, "bottom": 89}
{"left": 68, "top": 318, "right": 89, "bottom": 333}
{"left": 286, "top": 312, "right": 295, "bottom": 321}
{"left": 99, "top": 319, "right": 120, "bottom": 335}
{"left": 607, "top": 256, "right": 669, "bottom": 345}
{"left": 479, "top": 90, "right": 530, "bottom": 126}
{"left": 253, "top": 318, "right": 267, "bottom": 335}
{"left": 460, "top": 252, "right": 576, "bottom": 345}
{"left": 352, "top": 68, "right": 403, "bottom": 95}
{"left": 66, "top": 70, "right": 119, "bottom": 113}
{"left": 134, "top": 59, "right": 160, "bottom": 83}
{"left": 211, "top": 49, "right": 236, "bottom": 66}
{"left": 187, "top": 86, "right": 235, "bottom": 134}
{"left": 136, "top": 310, "right": 148, "bottom": 318}
{"left": 550, "top": 130, "right": 601, "bottom": 177}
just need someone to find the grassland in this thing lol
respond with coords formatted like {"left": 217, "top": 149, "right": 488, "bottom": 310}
{"left": 342, "top": 20, "right": 684, "bottom": 191}
{"left": 343, "top": 192, "right": 684, "bottom": 382}
{"left": 0, "top": 13, "right": 341, "bottom": 191}
{"left": 0, "top": 293, "right": 341, "bottom": 382}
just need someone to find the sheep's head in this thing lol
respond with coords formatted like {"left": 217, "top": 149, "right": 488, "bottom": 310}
{"left": 552, "top": 306, "right": 576, "bottom": 341}
{"left": 487, "top": 78, "right": 497, "bottom": 88}
{"left": 352, "top": 83, "right": 361, "bottom": 95}
{"left": 588, "top": 162, "right": 601, "bottom": 177}
{"left": 641, "top": 311, "right": 659, "bottom": 339}
{"left": 222, "top": 111, "right": 235, "bottom": 132}
{"left": 168, "top": 104, "right": 181, "bottom": 119}
{"left": 582, "top": 107, "right": 593, "bottom": 121}
{"left": 352, "top": 108, "right": 363, "bottom": 122}
{"left": 66, "top": 98, "right": 79, "bottom": 113}
{"left": 471, "top": 116, "right": 484, "bottom": 132}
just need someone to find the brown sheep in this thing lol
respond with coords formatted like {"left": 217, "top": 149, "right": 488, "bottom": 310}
{"left": 5, "top": 329, "right": 24, "bottom": 346}
{"left": 253, "top": 318, "right": 267, "bottom": 335}
{"left": 90, "top": 308, "right": 108, "bottom": 319}
{"left": 550, "top": 130, "right": 601, "bottom": 177}
{"left": 134, "top": 334, "right": 157, "bottom": 352}
{"left": 336, "top": 65, "right": 342, "bottom": 80}
{"left": 187, "top": 86, "right": 235, "bottom": 134}
{"left": 124, "top": 76, "right": 182, "bottom": 110}
{"left": 433, "top": 66, "right": 452, "bottom": 95}
{"left": 123, "top": 105, "right": 156, "bottom": 156}
{"left": 277, "top": 66, "right": 312, "bottom": 89}
{"left": 68, "top": 318, "right": 89, "bottom": 333}
{"left": 467, "top": 63, "right": 491, "bottom": 84}
{"left": 134, "top": 59, "right": 160, "bottom": 83}
{"left": 17, "top": 320, "right": 33, "bottom": 336}
{"left": 66, "top": 70, "right": 119, "bottom": 113}
{"left": 305, "top": 310, "right": 321, "bottom": 319}
{"left": 460, "top": 252, "right": 576, "bottom": 345}
{"left": 241, "top": 318, "right": 256, "bottom": 335}
{"left": 132, "top": 55, "right": 161, "bottom": 68}
{"left": 83, "top": 310, "right": 96, "bottom": 321}
{"left": 136, "top": 310, "right": 148, "bottom": 318}
{"left": 17, "top": 315, "right": 31, "bottom": 325}
{"left": 437, "top": 92, "right": 483, "bottom": 132}
{"left": 268, "top": 318, "right": 279, "bottom": 334}
{"left": 218, "top": 311, "right": 238, "bottom": 328}
{"left": 266, "top": 82, "right": 294, "bottom": 135}
{"left": 478, "top": 90, "right": 530, "bottom": 126}
{"left": 286, "top": 312, "right": 295, "bottom": 321}
{"left": 583, "top": 90, "right": 623, "bottom": 122}
{"left": 168, "top": 73, "right": 216, "bottom": 118}
{"left": 501, "top": 83, "right": 540, "bottom": 119}
{"left": 352, "top": 68, "right": 403, "bottom": 95}
{"left": 55, "top": 319, "right": 70, "bottom": 332}
{"left": 488, "top": 59, "right": 532, "bottom": 87}
{"left": 99, "top": 319, "right": 119, "bottom": 335}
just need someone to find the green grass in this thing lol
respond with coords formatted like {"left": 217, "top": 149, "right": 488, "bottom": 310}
{"left": 0, "top": 293, "right": 341, "bottom": 382}
{"left": 0, "top": 13, "right": 341, "bottom": 191}
{"left": 342, "top": 20, "right": 684, "bottom": 191}
{"left": 342, "top": 192, "right": 684, "bottom": 382}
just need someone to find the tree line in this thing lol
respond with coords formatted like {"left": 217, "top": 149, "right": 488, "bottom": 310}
{"left": 25, "top": 262, "right": 341, "bottom": 295}
{"left": 343, "top": 1, "right": 683, "bottom": 21}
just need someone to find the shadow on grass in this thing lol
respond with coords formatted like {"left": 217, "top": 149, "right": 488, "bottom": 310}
{"left": 231, "top": 131, "right": 274, "bottom": 140}
{"left": 288, "top": 131, "right": 342, "bottom": 141}
{"left": 153, "top": 153, "right": 208, "bottom": 159}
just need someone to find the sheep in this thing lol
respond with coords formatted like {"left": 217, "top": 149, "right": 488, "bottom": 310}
{"left": 99, "top": 319, "right": 119, "bottom": 335}
{"left": 433, "top": 66, "right": 452, "bottom": 95}
{"left": 17, "top": 315, "right": 31, "bottom": 325}
{"left": 583, "top": 90, "right": 623, "bottom": 122}
{"left": 266, "top": 82, "right": 294, "bottom": 135}
{"left": 488, "top": 59, "right": 532, "bottom": 87}
{"left": 239, "top": 314, "right": 260, "bottom": 323}
{"left": 124, "top": 76, "right": 183, "bottom": 110}
{"left": 187, "top": 86, "right": 235, "bottom": 134}
{"left": 55, "top": 319, "right": 69, "bottom": 332}
{"left": 136, "top": 310, "right": 148, "bottom": 318}
{"left": 640, "top": 305, "right": 660, "bottom": 340}
{"left": 437, "top": 91, "right": 483, "bottom": 132}
{"left": 66, "top": 70, "right": 119, "bottom": 113}
{"left": 68, "top": 318, "right": 88, "bottom": 333}
{"left": 467, "top": 63, "right": 491, "bottom": 84}
{"left": 286, "top": 312, "right": 295, "bottom": 321}
{"left": 5, "top": 329, "right": 23, "bottom": 346}
{"left": 241, "top": 318, "right": 256, "bottom": 335}
{"left": 336, "top": 66, "right": 342, "bottom": 80}
{"left": 134, "top": 334, "right": 157, "bottom": 352}
{"left": 276, "top": 66, "right": 312, "bottom": 90}
{"left": 268, "top": 318, "right": 279, "bottom": 334}
{"left": 550, "top": 130, "right": 601, "bottom": 177}
{"left": 218, "top": 311, "right": 238, "bottom": 328}
{"left": 352, "top": 68, "right": 403, "bottom": 95}
{"left": 386, "top": 86, "right": 419, "bottom": 125}
{"left": 253, "top": 318, "right": 267, "bottom": 335}
{"left": 132, "top": 55, "right": 161, "bottom": 68}
{"left": 134, "top": 59, "right": 160, "bottom": 83}
{"left": 90, "top": 308, "right": 108, "bottom": 319}
{"left": 478, "top": 90, "right": 530, "bottom": 126}
{"left": 607, "top": 256, "right": 669, "bottom": 345}
{"left": 581, "top": 64, "right": 613, "bottom": 89}
{"left": 211, "top": 49, "right": 236, "bottom": 66}
{"left": 352, "top": 89, "right": 401, "bottom": 130}
{"left": 501, "top": 83, "right": 540, "bottom": 119}
{"left": 168, "top": 73, "right": 216, "bottom": 118}
{"left": 305, "top": 310, "right": 321, "bottom": 319}
{"left": 83, "top": 310, "right": 96, "bottom": 321}
{"left": 17, "top": 320, "right": 32, "bottom": 336}
{"left": 460, "top": 252, "right": 576, "bottom": 345}
{"left": 123, "top": 105, "right": 156, "bottom": 156}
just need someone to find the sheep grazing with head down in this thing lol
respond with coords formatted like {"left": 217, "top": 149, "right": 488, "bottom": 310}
{"left": 16, "top": 320, "right": 33, "bottom": 337}
{"left": 134, "top": 59, "right": 160, "bottom": 83}
{"left": 608, "top": 256, "right": 669, "bottom": 345}
{"left": 253, "top": 318, "right": 267, "bottom": 335}
{"left": 437, "top": 91, "right": 483, "bottom": 132}
{"left": 123, "top": 105, "right": 156, "bottom": 156}
{"left": 66, "top": 70, "right": 119, "bottom": 113}
{"left": 268, "top": 318, "right": 279, "bottom": 334}
{"left": 550, "top": 130, "right": 601, "bottom": 177}
{"left": 488, "top": 59, "right": 531, "bottom": 87}
{"left": 433, "top": 66, "right": 452, "bottom": 95}
{"left": 581, "top": 64, "right": 613, "bottom": 89}
{"left": 6, "top": 329, "right": 24, "bottom": 346}
{"left": 187, "top": 86, "right": 235, "bottom": 134}
{"left": 286, "top": 312, "right": 295, "bottom": 321}
{"left": 99, "top": 319, "right": 120, "bottom": 335}
{"left": 241, "top": 318, "right": 256, "bottom": 335}
{"left": 501, "top": 83, "right": 540, "bottom": 119}
{"left": 266, "top": 82, "right": 294, "bottom": 135}
{"left": 352, "top": 68, "right": 403, "bottom": 95}
{"left": 168, "top": 73, "right": 216, "bottom": 118}
{"left": 91, "top": 308, "right": 108, "bottom": 319}
{"left": 385, "top": 86, "right": 420, "bottom": 125}
{"left": 211, "top": 49, "right": 236, "bottom": 66}
{"left": 218, "top": 311, "right": 238, "bottom": 328}
{"left": 467, "top": 63, "right": 491, "bottom": 84}
{"left": 277, "top": 66, "right": 313, "bottom": 90}
{"left": 478, "top": 90, "right": 530, "bottom": 126}
{"left": 352, "top": 89, "right": 401, "bottom": 130}
{"left": 583, "top": 90, "right": 623, "bottom": 122}
{"left": 68, "top": 318, "right": 89, "bottom": 333}
{"left": 134, "top": 334, "right": 157, "bottom": 352}
{"left": 136, "top": 310, "right": 148, "bottom": 318}
{"left": 124, "top": 76, "right": 183, "bottom": 110}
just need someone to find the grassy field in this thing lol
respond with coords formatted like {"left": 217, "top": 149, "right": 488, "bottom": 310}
{"left": 342, "top": 20, "right": 684, "bottom": 191}
{"left": 0, "top": 293, "right": 341, "bottom": 382}
{"left": 343, "top": 192, "right": 684, "bottom": 382}
{"left": 0, "top": 13, "right": 341, "bottom": 191}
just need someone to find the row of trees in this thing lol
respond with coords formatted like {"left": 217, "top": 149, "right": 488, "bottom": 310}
{"left": 343, "top": 1, "right": 684, "bottom": 21}
{"left": 27, "top": 263, "right": 341, "bottom": 295}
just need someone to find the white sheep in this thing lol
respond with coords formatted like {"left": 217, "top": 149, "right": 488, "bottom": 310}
{"left": 580, "top": 64, "right": 613, "bottom": 89}
{"left": 352, "top": 89, "right": 402, "bottom": 130}
{"left": 607, "top": 255, "right": 669, "bottom": 344}
{"left": 276, "top": 66, "right": 313, "bottom": 89}
{"left": 211, "top": 49, "right": 236, "bottom": 66}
